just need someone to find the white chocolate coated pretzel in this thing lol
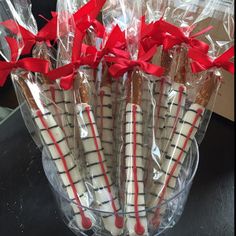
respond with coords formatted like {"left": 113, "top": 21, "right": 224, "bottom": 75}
{"left": 148, "top": 103, "right": 204, "bottom": 225}
{"left": 125, "top": 103, "right": 148, "bottom": 236}
{"left": 76, "top": 103, "right": 123, "bottom": 235}
{"left": 96, "top": 86, "right": 114, "bottom": 177}
{"left": 160, "top": 82, "right": 187, "bottom": 160}
{"left": 33, "top": 108, "right": 94, "bottom": 230}
{"left": 153, "top": 77, "right": 171, "bottom": 155}
{"left": 40, "top": 84, "right": 79, "bottom": 159}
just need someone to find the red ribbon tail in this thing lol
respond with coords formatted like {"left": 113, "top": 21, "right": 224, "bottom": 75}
{"left": 222, "top": 62, "right": 235, "bottom": 74}
{"left": 190, "top": 61, "right": 206, "bottom": 73}
{"left": 108, "top": 64, "right": 129, "bottom": 78}
{"left": 47, "top": 63, "right": 75, "bottom": 82}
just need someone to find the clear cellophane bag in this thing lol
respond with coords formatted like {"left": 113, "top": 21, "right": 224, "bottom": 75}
{"left": 1, "top": 0, "right": 234, "bottom": 235}
{"left": 140, "top": 0, "right": 234, "bottom": 231}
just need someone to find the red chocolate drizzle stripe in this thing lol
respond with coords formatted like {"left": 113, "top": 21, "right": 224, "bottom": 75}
{"left": 152, "top": 108, "right": 203, "bottom": 226}
{"left": 85, "top": 106, "right": 123, "bottom": 229}
{"left": 36, "top": 110, "right": 92, "bottom": 229}
{"left": 132, "top": 105, "right": 145, "bottom": 235}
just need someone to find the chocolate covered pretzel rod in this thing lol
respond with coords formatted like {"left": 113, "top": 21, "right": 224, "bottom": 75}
{"left": 57, "top": 37, "right": 76, "bottom": 129}
{"left": 75, "top": 72, "right": 123, "bottom": 235}
{"left": 142, "top": 78, "right": 155, "bottom": 169}
{"left": 153, "top": 50, "right": 172, "bottom": 157}
{"left": 82, "top": 33, "right": 97, "bottom": 95}
{"left": 96, "top": 64, "right": 114, "bottom": 177}
{"left": 15, "top": 75, "right": 94, "bottom": 230}
{"left": 111, "top": 77, "right": 125, "bottom": 168}
{"left": 32, "top": 42, "right": 78, "bottom": 158}
{"left": 125, "top": 70, "right": 148, "bottom": 236}
{"left": 148, "top": 72, "right": 218, "bottom": 226}
{"left": 160, "top": 47, "right": 189, "bottom": 161}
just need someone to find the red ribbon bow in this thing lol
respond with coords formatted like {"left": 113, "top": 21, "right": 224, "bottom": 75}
{"left": 0, "top": 58, "right": 49, "bottom": 87}
{"left": 70, "top": 0, "right": 106, "bottom": 57}
{"left": 76, "top": 17, "right": 105, "bottom": 38}
{"left": 74, "top": 0, "right": 106, "bottom": 21}
{"left": 106, "top": 46, "right": 164, "bottom": 78}
{"left": 188, "top": 46, "right": 235, "bottom": 74}
{"left": 73, "top": 0, "right": 106, "bottom": 37}
{"left": 46, "top": 0, "right": 106, "bottom": 90}
{"left": 141, "top": 17, "right": 166, "bottom": 52}
{"left": 95, "top": 25, "right": 128, "bottom": 66}
{"left": 46, "top": 45, "right": 97, "bottom": 90}
{"left": 1, "top": 17, "right": 57, "bottom": 55}
{"left": 159, "top": 20, "right": 213, "bottom": 53}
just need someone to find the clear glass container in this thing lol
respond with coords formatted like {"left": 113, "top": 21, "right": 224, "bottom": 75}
{"left": 42, "top": 139, "right": 199, "bottom": 236}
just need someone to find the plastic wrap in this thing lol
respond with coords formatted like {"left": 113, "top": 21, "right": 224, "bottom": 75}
{"left": 143, "top": 0, "right": 234, "bottom": 230}
{"left": 2, "top": 0, "right": 60, "bottom": 147}
{"left": 1, "top": 0, "right": 234, "bottom": 236}
{"left": 106, "top": 2, "right": 152, "bottom": 235}
{"left": 5, "top": 0, "right": 98, "bottom": 232}
{"left": 11, "top": 73, "right": 96, "bottom": 231}
{"left": 0, "top": 0, "right": 24, "bottom": 61}
{"left": 56, "top": 0, "right": 124, "bottom": 235}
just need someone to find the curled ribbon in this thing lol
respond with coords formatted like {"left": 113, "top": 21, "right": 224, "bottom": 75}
{"left": 0, "top": 58, "right": 49, "bottom": 87}
{"left": 188, "top": 46, "right": 235, "bottom": 74}
{"left": 159, "top": 20, "right": 213, "bottom": 53}
{"left": 106, "top": 46, "right": 164, "bottom": 78}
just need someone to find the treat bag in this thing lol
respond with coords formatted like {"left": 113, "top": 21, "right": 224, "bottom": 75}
{"left": 16, "top": 0, "right": 77, "bottom": 154}
{"left": 11, "top": 73, "right": 96, "bottom": 231}
{"left": 148, "top": 39, "right": 234, "bottom": 230}
{"left": 0, "top": 0, "right": 24, "bottom": 61}
{"left": 188, "top": 0, "right": 235, "bottom": 144}
{"left": 4, "top": 0, "right": 96, "bottom": 231}
{"left": 0, "top": 0, "right": 38, "bottom": 145}
{"left": 108, "top": 1, "right": 150, "bottom": 235}
{"left": 156, "top": 0, "right": 215, "bottom": 160}
{"left": 6, "top": 0, "right": 78, "bottom": 164}
{"left": 143, "top": 0, "right": 225, "bottom": 213}
{"left": 102, "top": 0, "right": 127, "bottom": 188}
{"left": 98, "top": 3, "right": 130, "bottom": 183}
{"left": 56, "top": 0, "right": 106, "bottom": 160}
{"left": 74, "top": 71, "right": 124, "bottom": 235}
{"left": 2, "top": 0, "right": 61, "bottom": 148}
{"left": 142, "top": 0, "right": 173, "bottom": 167}
{"left": 76, "top": 3, "right": 125, "bottom": 235}
{"left": 54, "top": 0, "right": 125, "bottom": 234}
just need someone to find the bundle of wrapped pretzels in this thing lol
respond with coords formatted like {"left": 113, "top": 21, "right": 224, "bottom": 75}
{"left": 0, "top": 0, "right": 234, "bottom": 235}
